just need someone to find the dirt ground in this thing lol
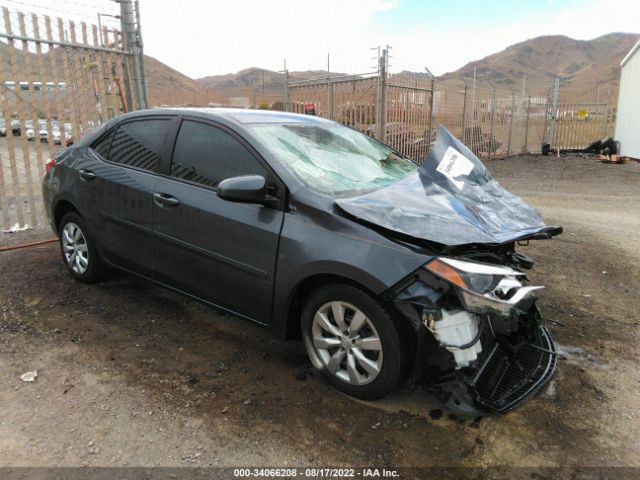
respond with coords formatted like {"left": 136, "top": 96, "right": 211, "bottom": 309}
{"left": 0, "top": 155, "right": 639, "bottom": 474}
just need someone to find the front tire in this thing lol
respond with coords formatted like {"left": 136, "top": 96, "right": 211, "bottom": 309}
{"left": 302, "top": 284, "right": 405, "bottom": 400}
{"left": 59, "top": 212, "right": 108, "bottom": 283}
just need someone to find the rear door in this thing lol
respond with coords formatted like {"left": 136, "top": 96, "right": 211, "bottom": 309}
{"left": 80, "top": 117, "right": 174, "bottom": 276}
{"left": 152, "top": 118, "right": 285, "bottom": 323}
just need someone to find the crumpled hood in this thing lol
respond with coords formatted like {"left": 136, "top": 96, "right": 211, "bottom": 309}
{"left": 336, "top": 125, "right": 562, "bottom": 246}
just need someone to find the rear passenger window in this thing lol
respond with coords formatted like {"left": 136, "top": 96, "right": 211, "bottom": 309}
{"left": 92, "top": 129, "right": 115, "bottom": 159}
{"left": 108, "top": 119, "right": 170, "bottom": 171}
{"left": 170, "top": 120, "right": 266, "bottom": 187}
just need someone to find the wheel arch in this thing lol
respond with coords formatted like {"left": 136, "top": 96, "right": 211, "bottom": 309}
{"left": 53, "top": 198, "right": 82, "bottom": 231}
{"left": 284, "top": 273, "right": 418, "bottom": 388}
{"left": 282, "top": 273, "right": 371, "bottom": 340}
{"left": 281, "top": 273, "right": 416, "bottom": 354}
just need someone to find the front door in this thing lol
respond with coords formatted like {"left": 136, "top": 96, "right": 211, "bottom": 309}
{"left": 153, "top": 119, "right": 284, "bottom": 324}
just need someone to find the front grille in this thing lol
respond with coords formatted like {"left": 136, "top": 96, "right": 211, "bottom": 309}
{"left": 471, "top": 326, "right": 556, "bottom": 412}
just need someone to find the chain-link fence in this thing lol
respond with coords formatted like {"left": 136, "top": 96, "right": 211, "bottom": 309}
{"left": 284, "top": 53, "right": 617, "bottom": 163}
{"left": 0, "top": 6, "right": 136, "bottom": 229}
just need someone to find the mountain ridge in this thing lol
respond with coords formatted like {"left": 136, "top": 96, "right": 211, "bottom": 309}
{"left": 438, "top": 32, "right": 639, "bottom": 90}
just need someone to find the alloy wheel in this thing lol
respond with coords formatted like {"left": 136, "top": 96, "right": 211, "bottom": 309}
{"left": 61, "top": 222, "right": 89, "bottom": 275}
{"left": 311, "top": 301, "right": 383, "bottom": 386}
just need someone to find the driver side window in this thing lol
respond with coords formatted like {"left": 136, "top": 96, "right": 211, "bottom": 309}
{"left": 170, "top": 120, "right": 266, "bottom": 187}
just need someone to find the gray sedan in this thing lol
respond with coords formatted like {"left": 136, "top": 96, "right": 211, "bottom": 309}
{"left": 42, "top": 108, "right": 559, "bottom": 414}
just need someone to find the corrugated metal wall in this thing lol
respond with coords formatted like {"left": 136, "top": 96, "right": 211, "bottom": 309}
{"left": 614, "top": 41, "right": 640, "bottom": 159}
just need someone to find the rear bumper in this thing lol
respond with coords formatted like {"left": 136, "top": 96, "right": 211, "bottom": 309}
{"left": 41, "top": 173, "right": 57, "bottom": 234}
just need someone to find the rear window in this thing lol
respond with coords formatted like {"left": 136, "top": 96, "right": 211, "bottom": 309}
{"left": 92, "top": 130, "right": 115, "bottom": 159}
{"left": 94, "top": 119, "right": 171, "bottom": 171}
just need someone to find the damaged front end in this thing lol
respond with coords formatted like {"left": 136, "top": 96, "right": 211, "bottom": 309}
{"left": 334, "top": 124, "right": 561, "bottom": 414}
{"left": 392, "top": 252, "right": 556, "bottom": 415}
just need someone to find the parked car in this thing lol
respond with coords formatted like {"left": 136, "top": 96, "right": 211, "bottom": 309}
{"left": 51, "top": 127, "right": 62, "bottom": 145}
{"left": 25, "top": 119, "right": 71, "bottom": 145}
{"left": 26, "top": 120, "right": 46, "bottom": 142}
{"left": 0, "top": 118, "right": 6, "bottom": 137}
{"left": 11, "top": 119, "right": 22, "bottom": 135}
{"left": 42, "top": 109, "right": 561, "bottom": 415}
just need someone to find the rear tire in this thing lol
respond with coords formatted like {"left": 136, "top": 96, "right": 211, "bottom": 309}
{"left": 59, "top": 212, "right": 108, "bottom": 283}
{"left": 302, "top": 283, "right": 405, "bottom": 400}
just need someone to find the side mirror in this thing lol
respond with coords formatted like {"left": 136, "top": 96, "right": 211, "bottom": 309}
{"left": 217, "top": 175, "right": 267, "bottom": 204}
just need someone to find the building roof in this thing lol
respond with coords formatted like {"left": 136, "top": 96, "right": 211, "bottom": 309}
{"left": 621, "top": 39, "right": 640, "bottom": 67}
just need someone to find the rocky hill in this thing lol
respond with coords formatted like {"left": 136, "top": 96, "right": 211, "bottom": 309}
{"left": 439, "top": 32, "right": 640, "bottom": 91}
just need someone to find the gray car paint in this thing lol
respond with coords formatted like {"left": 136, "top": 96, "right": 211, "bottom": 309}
{"left": 43, "top": 109, "right": 433, "bottom": 337}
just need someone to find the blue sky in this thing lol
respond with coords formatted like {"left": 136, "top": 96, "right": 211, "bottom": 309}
{"left": 373, "top": 0, "right": 578, "bottom": 28}
{"left": 2, "top": 0, "right": 639, "bottom": 77}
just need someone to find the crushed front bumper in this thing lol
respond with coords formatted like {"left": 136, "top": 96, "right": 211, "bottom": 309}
{"left": 427, "top": 325, "right": 556, "bottom": 415}
{"left": 471, "top": 326, "right": 556, "bottom": 412}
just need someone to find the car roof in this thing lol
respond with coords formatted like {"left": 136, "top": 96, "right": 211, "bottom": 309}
{"left": 116, "top": 107, "right": 334, "bottom": 126}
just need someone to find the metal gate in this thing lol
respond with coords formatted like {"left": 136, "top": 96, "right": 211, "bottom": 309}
{"left": 0, "top": 6, "right": 137, "bottom": 229}
{"left": 385, "top": 78, "right": 433, "bottom": 161}
{"left": 545, "top": 82, "right": 615, "bottom": 151}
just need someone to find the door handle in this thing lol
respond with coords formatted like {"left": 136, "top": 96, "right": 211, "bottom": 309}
{"left": 153, "top": 192, "right": 180, "bottom": 207}
{"left": 79, "top": 169, "right": 96, "bottom": 181}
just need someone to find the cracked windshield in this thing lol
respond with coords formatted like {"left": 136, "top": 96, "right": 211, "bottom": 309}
{"left": 250, "top": 123, "right": 417, "bottom": 196}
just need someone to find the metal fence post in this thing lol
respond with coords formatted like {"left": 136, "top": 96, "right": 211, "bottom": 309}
{"left": 489, "top": 86, "right": 496, "bottom": 161}
{"left": 426, "top": 72, "right": 435, "bottom": 151}
{"left": 376, "top": 49, "right": 387, "bottom": 141}
{"left": 603, "top": 90, "right": 611, "bottom": 137}
{"left": 542, "top": 86, "right": 550, "bottom": 148}
{"left": 461, "top": 80, "right": 468, "bottom": 142}
{"left": 283, "top": 69, "right": 289, "bottom": 112}
{"left": 507, "top": 91, "right": 515, "bottom": 155}
{"left": 523, "top": 96, "right": 531, "bottom": 153}
{"left": 328, "top": 79, "right": 334, "bottom": 120}
{"left": 547, "top": 78, "right": 560, "bottom": 148}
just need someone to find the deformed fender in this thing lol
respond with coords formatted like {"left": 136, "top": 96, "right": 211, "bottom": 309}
{"left": 269, "top": 204, "right": 434, "bottom": 337}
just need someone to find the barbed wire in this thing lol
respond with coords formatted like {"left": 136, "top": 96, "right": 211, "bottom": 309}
{"left": 1, "top": 0, "right": 119, "bottom": 27}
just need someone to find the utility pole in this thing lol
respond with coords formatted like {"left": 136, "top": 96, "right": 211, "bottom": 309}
{"left": 134, "top": 0, "right": 148, "bottom": 108}
{"left": 118, "top": 0, "right": 145, "bottom": 110}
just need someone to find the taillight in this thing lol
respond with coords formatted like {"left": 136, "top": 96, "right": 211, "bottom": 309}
{"left": 45, "top": 157, "right": 56, "bottom": 173}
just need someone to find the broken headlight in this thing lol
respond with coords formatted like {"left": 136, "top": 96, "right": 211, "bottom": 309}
{"left": 424, "top": 257, "right": 521, "bottom": 294}
{"left": 424, "top": 257, "right": 543, "bottom": 316}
